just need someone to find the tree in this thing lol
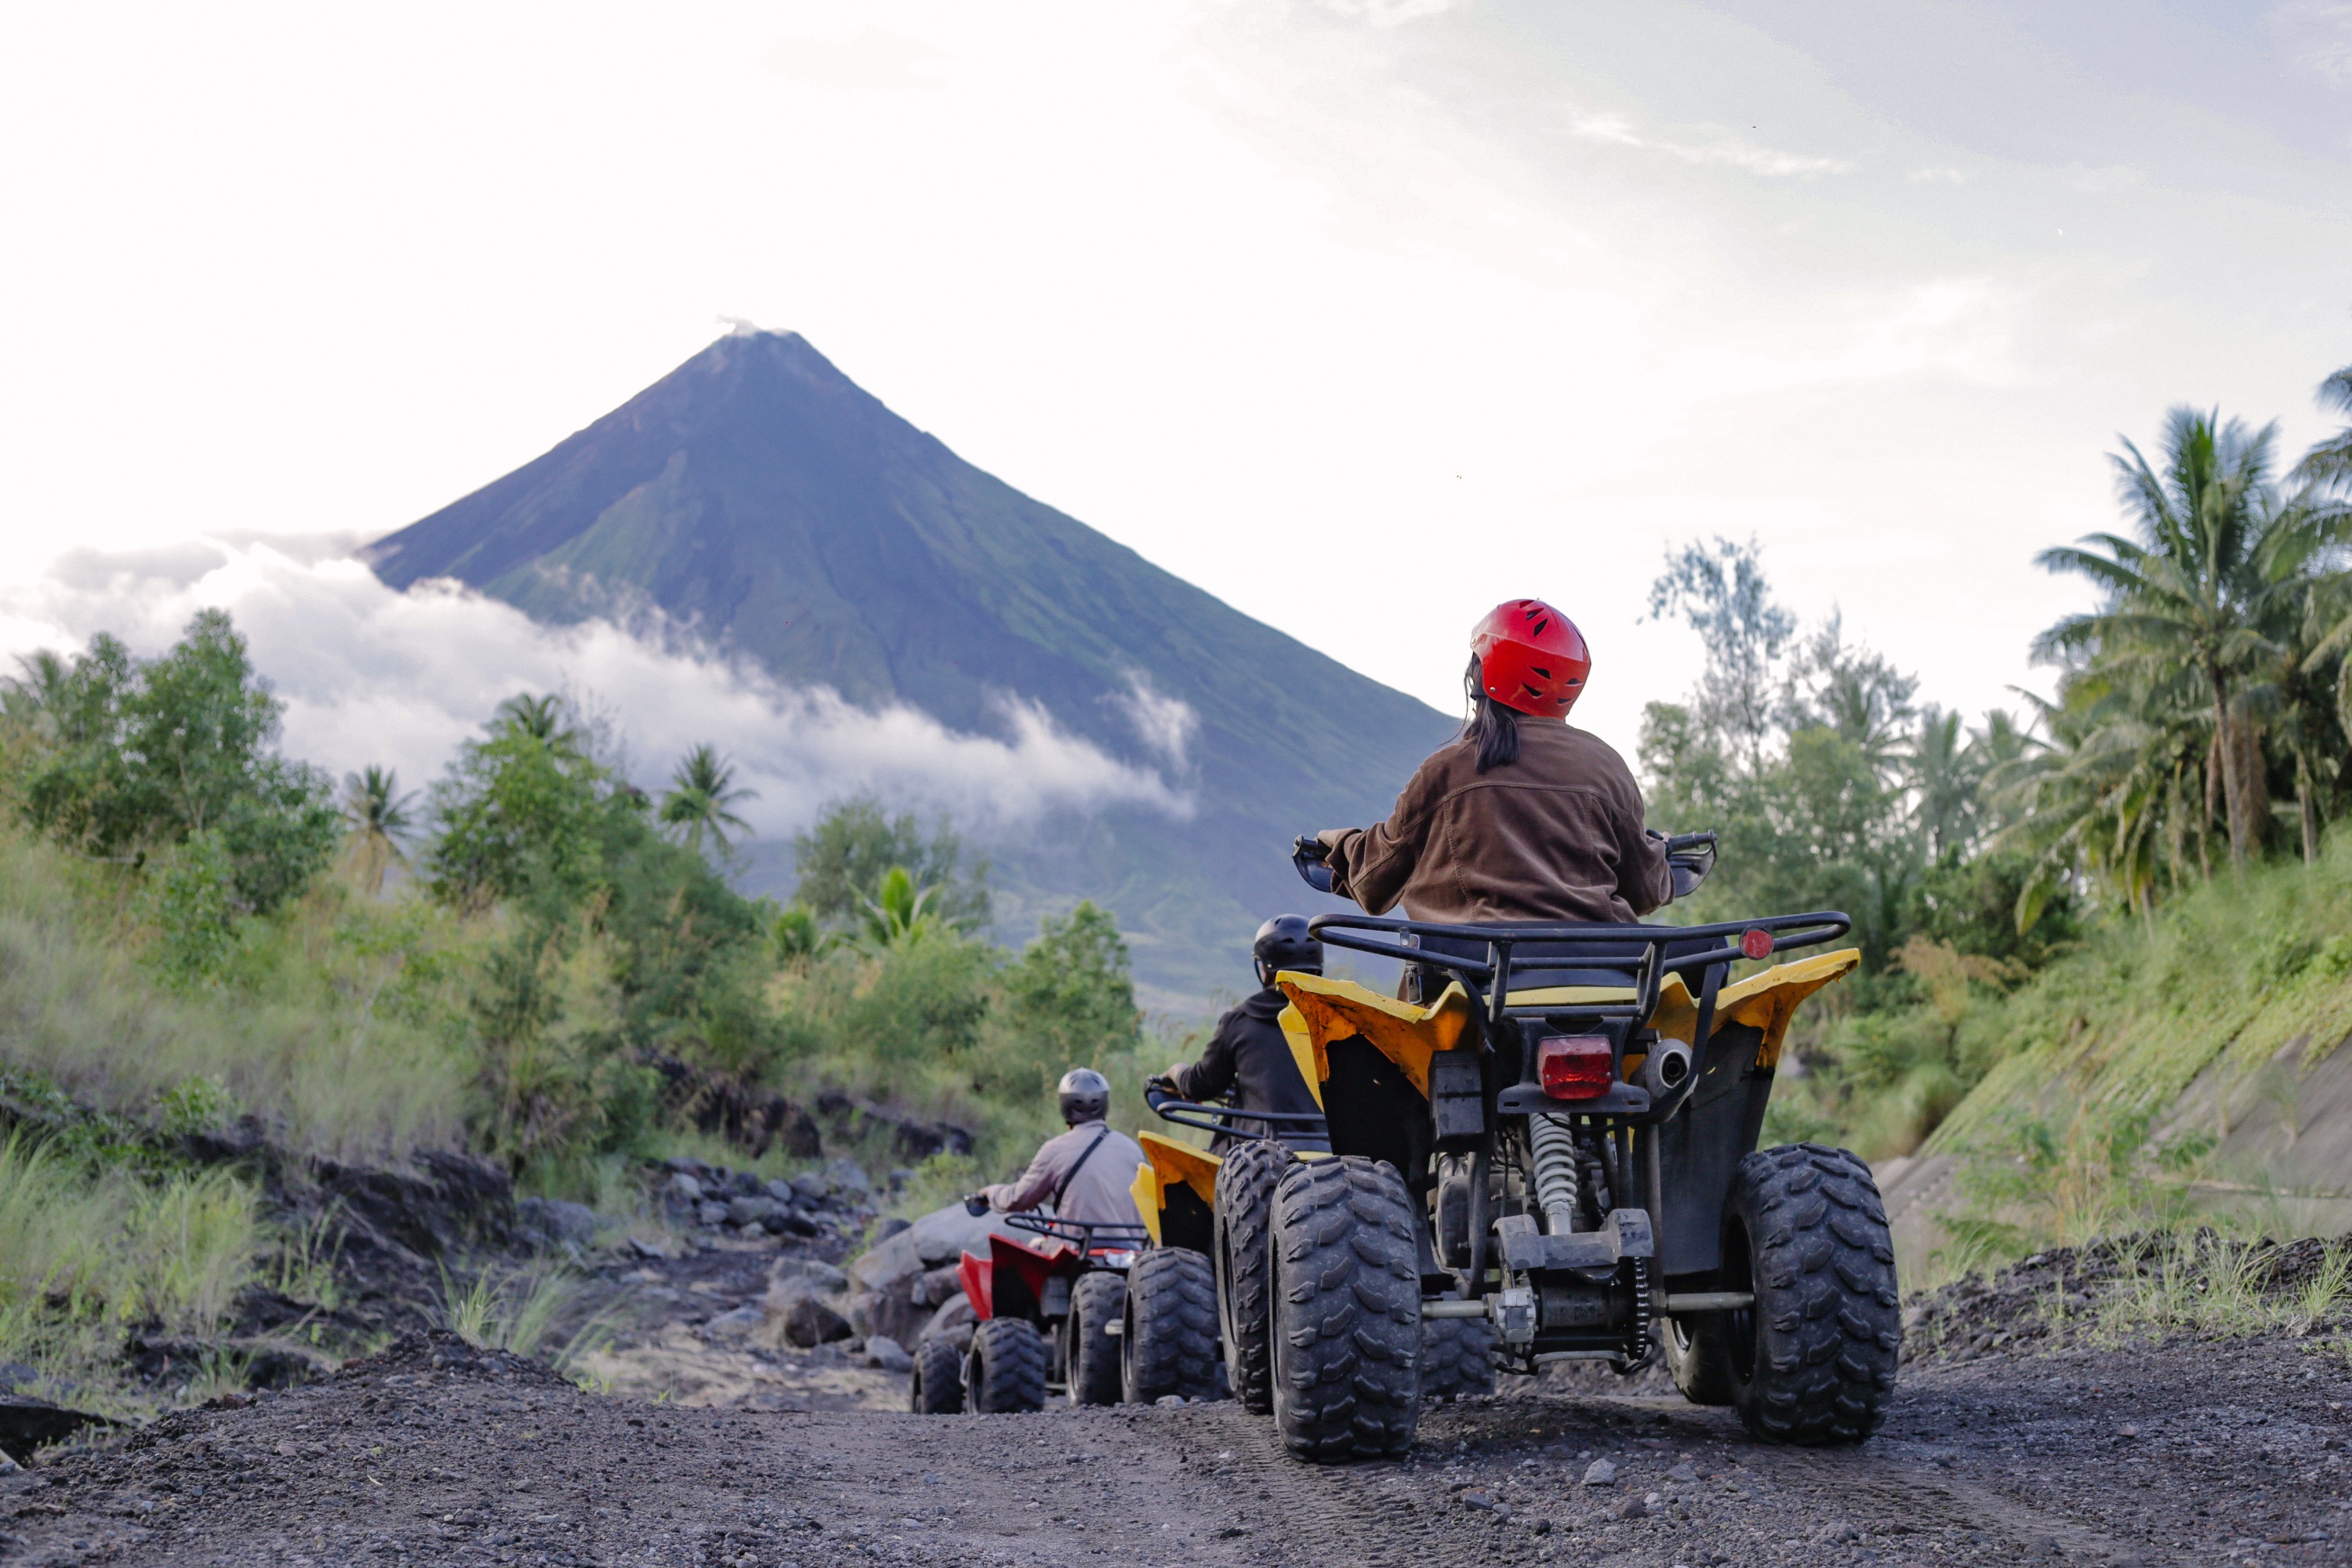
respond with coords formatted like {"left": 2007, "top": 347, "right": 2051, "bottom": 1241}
{"left": 423, "top": 695, "right": 615, "bottom": 913}
{"left": 1647, "top": 536, "right": 1797, "bottom": 773}
{"left": 997, "top": 901, "right": 1142, "bottom": 1082}
{"left": 790, "top": 794, "right": 991, "bottom": 931}
{"left": 657, "top": 744, "right": 756, "bottom": 860}
{"left": 10, "top": 610, "right": 338, "bottom": 915}
{"left": 342, "top": 765, "right": 418, "bottom": 895}
{"left": 494, "top": 693, "right": 583, "bottom": 751}
{"left": 2294, "top": 361, "right": 2352, "bottom": 498}
{"left": 2034, "top": 408, "right": 2328, "bottom": 868}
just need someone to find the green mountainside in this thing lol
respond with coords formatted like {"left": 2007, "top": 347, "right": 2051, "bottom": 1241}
{"left": 365, "top": 329, "right": 1454, "bottom": 1006}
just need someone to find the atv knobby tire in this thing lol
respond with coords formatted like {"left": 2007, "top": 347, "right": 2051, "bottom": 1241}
{"left": 1418, "top": 1312, "right": 1496, "bottom": 1404}
{"left": 1269, "top": 1156, "right": 1421, "bottom": 1461}
{"left": 1214, "top": 1138, "right": 1297, "bottom": 1414}
{"left": 1122, "top": 1247, "right": 1221, "bottom": 1404}
{"left": 911, "top": 1334, "right": 966, "bottom": 1414}
{"left": 1722, "top": 1143, "right": 1900, "bottom": 1445}
{"left": 1068, "top": 1271, "right": 1127, "bottom": 1406}
{"left": 967, "top": 1316, "right": 1047, "bottom": 1414}
{"left": 1662, "top": 1312, "right": 1737, "bottom": 1406}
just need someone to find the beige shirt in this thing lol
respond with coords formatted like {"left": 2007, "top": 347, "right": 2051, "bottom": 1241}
{"left": 1327, "top": 720, "right": 1671, "bottom": 925}
{"left": 982, "top": 1121, "right": 1147, "bottom": 1230}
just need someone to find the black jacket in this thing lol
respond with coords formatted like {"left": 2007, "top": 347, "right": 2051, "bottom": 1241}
{"left": 1169, "top": 988, "right": 1322, "bottom": 1149}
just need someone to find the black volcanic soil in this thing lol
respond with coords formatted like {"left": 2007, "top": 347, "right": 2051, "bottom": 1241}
{"left": 5, "top": 1308, "right": 2347, "bottom": 1568}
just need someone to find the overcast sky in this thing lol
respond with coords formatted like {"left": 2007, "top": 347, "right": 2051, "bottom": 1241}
{"left": 2, "top": 0, "right": 2349, "bottom": 793}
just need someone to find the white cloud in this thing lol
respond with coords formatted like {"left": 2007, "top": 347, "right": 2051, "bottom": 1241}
{"left": 0, "top": 539, "right": 1193, "bottom": 837}
{"left": 1563, "top": 112, "right": 1854, "bottom": 178}
{"left": 2267, "top": 1, "right": 2352, "bottom": 85}
{"left": 1118, "top": 670, "right": 1200, "bottom": 771}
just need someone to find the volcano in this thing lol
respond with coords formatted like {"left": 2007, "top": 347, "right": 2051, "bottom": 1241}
{"left": 365, "top": 329, "right": 1451, "bottom": 1004}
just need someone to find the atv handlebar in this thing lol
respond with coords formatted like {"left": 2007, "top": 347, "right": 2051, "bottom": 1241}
{"left": 1290, "top": 834, "right": 1334, "bottom": 895}
{"left": 1294, "top": 828, "right": 1721, "bottom": 901}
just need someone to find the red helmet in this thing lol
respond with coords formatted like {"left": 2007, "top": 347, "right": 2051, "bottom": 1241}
{"left": 1472, "top": 598, "right": 1589, "bottom": 717}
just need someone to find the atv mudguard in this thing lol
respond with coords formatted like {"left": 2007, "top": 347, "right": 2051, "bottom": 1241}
{"left": 1131, "top": 1132, "right": 1219, "bottom": 1254}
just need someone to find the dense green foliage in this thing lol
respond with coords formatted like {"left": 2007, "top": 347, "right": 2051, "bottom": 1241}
{"left": 1645, "top": 364, "right": 2352, "bottom": 1163}
{"left": 0, "top": 617, "right": 1158, "bottom": 1203}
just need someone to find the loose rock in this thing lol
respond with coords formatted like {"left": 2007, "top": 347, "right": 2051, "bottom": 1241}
{"left": 1582, "top": 1458, "right": 1617, "bottom": 1486}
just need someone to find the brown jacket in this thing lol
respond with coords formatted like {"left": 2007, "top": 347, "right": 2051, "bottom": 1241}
{"left": 1325, "top": 720, "right": 1671, "bottom": 925}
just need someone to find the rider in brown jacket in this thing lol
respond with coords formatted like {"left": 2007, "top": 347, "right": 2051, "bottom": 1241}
{"left": 1312, "top": 597, "right": 1672, "bottom": 926}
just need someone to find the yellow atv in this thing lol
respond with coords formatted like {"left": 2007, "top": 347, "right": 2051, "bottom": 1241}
{"left": 1225, "top": 832, "right": 1895, "bottom": 1461}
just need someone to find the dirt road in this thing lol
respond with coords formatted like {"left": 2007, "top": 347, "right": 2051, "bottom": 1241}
{"left": 4, "top": 1322, "right": 2345, "bottom": 1568}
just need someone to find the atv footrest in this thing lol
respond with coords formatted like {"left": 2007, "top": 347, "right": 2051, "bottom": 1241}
{"left": 1494, "top": 1208, "right": 1653, "bottom": 1272}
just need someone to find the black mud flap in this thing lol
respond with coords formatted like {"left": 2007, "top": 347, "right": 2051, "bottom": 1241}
{"left": 1656, "top": 1019, "right": 1773, "bottom": 1277}
{"left": 1159, "top": 1179, "right": 1214, "bottom": 1256}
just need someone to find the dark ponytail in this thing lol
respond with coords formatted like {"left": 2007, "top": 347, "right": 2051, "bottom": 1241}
{"left": 1462, "top": 656, "right": 1520, "bottom": 773}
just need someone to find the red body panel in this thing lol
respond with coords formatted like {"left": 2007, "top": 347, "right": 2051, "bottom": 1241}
{"left": 960, "top": 1229, "right": 1087, "bottom": 1320}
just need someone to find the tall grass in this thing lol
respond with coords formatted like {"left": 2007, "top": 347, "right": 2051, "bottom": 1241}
{"left": 0, "top": 1135, "right": 262, "bottom": 1409}
{"left": 0, "top": 834, "right": 470, "bottom": 1163}
{"left": 1927, "top": 837, "right": 2352, "bottom": 1157}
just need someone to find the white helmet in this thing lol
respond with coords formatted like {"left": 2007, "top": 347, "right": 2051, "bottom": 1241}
{"left": 1057, "top": 1067, "right": 1110, "bottom": 1126}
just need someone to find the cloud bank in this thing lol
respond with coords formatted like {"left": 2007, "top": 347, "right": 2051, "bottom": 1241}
{"left": 0, "top": 539, "right": 1195, "bottom": 838}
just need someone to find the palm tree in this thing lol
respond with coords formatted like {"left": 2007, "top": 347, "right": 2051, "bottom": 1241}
{"left": 493, "top": 692, "right": 581, "bottom": 751}
{"left": 2293, "top": 361, "right": 2352, "bottom": 498}
{"left": 342, "top": 764, "right": 419, "bottom": 895}
{"left": 1, "top": 649, "right": 75, "bottom": 742}
{"left": 856, "top": 866, "right": 942, "bottom": 950}
{"left": 1907, "top": 706, "right": 1978, "bottom": 858}
{"left": 2036, "top": 408, "right": 2328, "bottom": 868}
{"left": 657, "top": 743, "right": 756, "bottom": 858}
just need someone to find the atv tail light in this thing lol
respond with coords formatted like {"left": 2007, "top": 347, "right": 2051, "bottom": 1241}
{"left": 1536, "top": 1035, "right": 1615, "bottom": 1100}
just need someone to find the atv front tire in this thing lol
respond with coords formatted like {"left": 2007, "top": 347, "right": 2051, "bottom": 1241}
{"left": 1068, "top": 1271, "right": 1127, "bottom": 1406}
{"left": 1662, "top": 1312, "right": 1736, "bottom": 1406}
{"left": 1722, "top": 1143, "right": 1901, "bottom": 1444}
{"left": 1122, "top": 1247, "right": 1221, "bottom": 1404}
{"left": 1269, "top": 1156, "right": 1421, "bottom": 1461}
{"left": 1418, "top": 1311, "right": 1496, "bottom": 1404}
{"left": 1214, "top": 1138, "right": 1296, "bottom": 1414}
{"left": 911, "top": 1334, "right": 966, "bottom": 1414}
{"left": 967, "top": 1317, "right": 1047, "bottom": 1414}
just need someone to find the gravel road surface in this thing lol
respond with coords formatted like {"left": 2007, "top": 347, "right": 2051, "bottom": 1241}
{"left": 2, "top": 1323, "right": 2345, "bottom": 1568}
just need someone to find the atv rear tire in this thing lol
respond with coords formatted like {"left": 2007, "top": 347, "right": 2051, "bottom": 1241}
{"left": 1269, "top": 1156, "right": 1421, "bottom": 1461}
{"left": 1662, "top": 1312, "right": 1737, "bottom": 1406}
{"left": 911, "top": 1334, "right": 966, "bottom": 1414}
{"left": 1722, "top": 1143, "right": 1901, "bottom": 1445}
{"left": 1214, "top": 1138, "right": 1296, "bottom": 1414}
{"left": 1122, "top": 1247, "right": 1221, "bottom": 1404}
{"left": 967, "top": 1317, "right": 1047, "bottom": 1414}
{"left": 1068, "top": 1271, "right": 1127, "bottom": 1406}
{"left": 1418, "top": 1312, "right": 1496, "bottom": 1404}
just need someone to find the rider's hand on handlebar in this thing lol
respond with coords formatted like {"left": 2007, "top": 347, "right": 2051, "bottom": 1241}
{"left": 963, "top": 1192, "right": 990, "bottom": 1217}
{"left": 1291, "top": 833, "right": 1335, "bottom": 894}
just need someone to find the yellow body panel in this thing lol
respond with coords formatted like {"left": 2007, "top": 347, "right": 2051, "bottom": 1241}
{"left": 1129, "top": 1160, "right": 1160, "bottom": 1247}
{"left": 1274, "top": 970, "right": 1475, "bottom": 1099}
{"left": 1279, "top": 1003, "right": 1326, "bottom": 1110}
{"left": 1646, "top": 948, "right": 1860, "bottom": 1069}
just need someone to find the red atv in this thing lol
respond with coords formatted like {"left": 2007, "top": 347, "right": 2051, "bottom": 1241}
{"left": 911, "top": 1209, "right": 1187, "bottom": 1414}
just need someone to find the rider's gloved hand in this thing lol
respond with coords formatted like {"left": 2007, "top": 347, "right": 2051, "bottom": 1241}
{"left": 964, "top": 1192, "right": 990, "bottom": 1217}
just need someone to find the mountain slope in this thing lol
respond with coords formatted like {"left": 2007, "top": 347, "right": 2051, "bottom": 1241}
{"left": 366, "top": 329, "right": 1454, "bottom": 1004}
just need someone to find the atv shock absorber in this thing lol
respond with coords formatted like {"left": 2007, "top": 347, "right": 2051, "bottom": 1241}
{"left": 1528, "top": 1113, "right": 1583, "bottom": 1236}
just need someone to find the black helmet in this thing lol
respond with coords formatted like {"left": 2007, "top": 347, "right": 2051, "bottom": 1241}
{"left": 1253, "top": 914, "right": 1323, "bottom": 989}
{"left": 1057, "top": 1067, "right": 1111, "bottom": 1127}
